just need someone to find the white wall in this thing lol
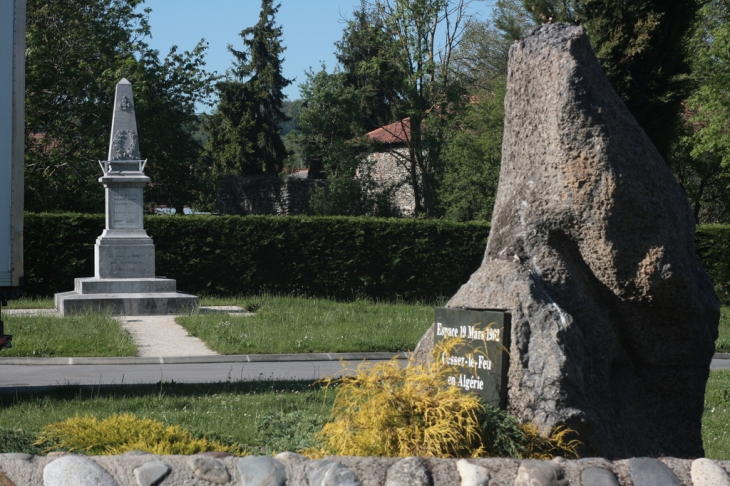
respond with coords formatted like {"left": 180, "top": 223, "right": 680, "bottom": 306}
{"left": 0, "top": 0, "right": 25, "bottom": 288}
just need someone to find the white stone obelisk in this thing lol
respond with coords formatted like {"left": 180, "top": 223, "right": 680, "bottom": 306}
{"left": 54, "top": 79, "right": 198, "bottom": 316}
{"left": 96, "top": 78, "right": 154, "bottom": 278}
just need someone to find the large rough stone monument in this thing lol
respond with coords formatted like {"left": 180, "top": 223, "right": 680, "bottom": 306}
{"left": 418, "top": 24, "right": 719, "bottom": 458}
{"left": 55, "top": 79, "right": 198, "bottom": 316}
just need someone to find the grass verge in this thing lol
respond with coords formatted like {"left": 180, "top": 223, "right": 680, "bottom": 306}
{"left": 4, "top": 296, "right": 54, "bottom": 309}
{"left": 5, "top": 295, "right": 730, "bottom": 355}
{"left": 1, "top": 370, "right": 729, "bottom": 458}
{"left": 703, "top": 369, "right": 730, "bottom": 459}
{"left": 0, "top": 381, "right": 330, "bottom": 454}
{"left": 0, "top": 312, "right": 136, "bottom": 357}
{"left": 176, "top": 295, "right": 434, "bottom": 354}
{"left": 716, "top": 307, "right": 730, "bottom": 353}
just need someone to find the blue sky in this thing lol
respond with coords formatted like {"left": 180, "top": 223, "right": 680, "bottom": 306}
{"left": 139, "top": 0, "right": 492, "bottom": 110}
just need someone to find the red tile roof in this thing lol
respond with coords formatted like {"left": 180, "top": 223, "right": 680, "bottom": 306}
{"left": 367, "top": 118, "right": 411, "bottom": 145}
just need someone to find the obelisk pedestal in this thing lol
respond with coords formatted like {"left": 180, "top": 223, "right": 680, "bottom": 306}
{"left": 55, "top": 79, "right": 198, "bottom": 316}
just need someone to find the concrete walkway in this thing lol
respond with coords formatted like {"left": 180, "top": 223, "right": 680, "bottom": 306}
{"left": 118, "top": 314, "right": 217, "bottom": 357}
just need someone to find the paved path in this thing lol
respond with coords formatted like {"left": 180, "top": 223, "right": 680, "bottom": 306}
{"left": 118, "top": 315, "right": 217, "bottom": 357}
{"left": 0, "top": 351, "right": 406, "bottom": 389}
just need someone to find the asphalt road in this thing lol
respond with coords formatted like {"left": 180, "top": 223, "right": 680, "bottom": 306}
{"left": 711, "top": 358, "right": 730, "bottom": 370}
{"left": 0, "top": 360, "right": 390, "bottom": 390}
{"left": 0, "top": 355, "right": 726, "bottom": 391}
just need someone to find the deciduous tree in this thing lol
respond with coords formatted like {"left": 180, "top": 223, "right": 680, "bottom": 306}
{"left": 441, "top": 17, "right": 510, "bottom": 221}
{"left": 365, "top": 0, "right": 473, "bottom": 217}
{"left": 24, "top": 0, "right": 216, "bottom": 214}
{"left": 25, "top": 0, "right": 146, "bottom": 212}
{"left": 668, "top": 0, "right": 730, "bottom": 223}
{"left": 294, "top": 68, "right": 390, "bottom": 215}
{"left": 133, "top": 43, "right": 217, "bottom": 215}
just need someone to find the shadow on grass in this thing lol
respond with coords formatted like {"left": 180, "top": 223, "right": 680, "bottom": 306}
{"left": 0, "top": 380, "right": 333, "bottom": 454}
{"left": 0, "top": 379, "right": 326, "bottom": 402}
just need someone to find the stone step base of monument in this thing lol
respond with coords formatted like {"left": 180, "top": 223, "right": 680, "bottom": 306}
{"left": 74, "top": 277, "right": 177, "bottom": 294}
{"left": 55, "top": 291, "right": 198, "bottom": 317}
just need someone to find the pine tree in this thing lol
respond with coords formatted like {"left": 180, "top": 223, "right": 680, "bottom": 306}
{"left": 206, "top": 0, "right": 292, "bottom": 176}
{"left": 578, "top": 0, "right": 699, "bottom": 159}
{"left": 335, "top": 5, "right": 404, "bottom": 132}
{"left": 495, "top": 0, "right": 700, "bottom": 160}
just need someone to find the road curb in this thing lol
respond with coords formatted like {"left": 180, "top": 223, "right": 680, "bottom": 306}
{"left": 0, "top": 351, "right": 410, "bottom": 366}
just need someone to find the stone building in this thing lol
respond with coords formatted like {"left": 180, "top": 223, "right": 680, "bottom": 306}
{"left": 216, "top": 120, "right": 420, "bottom": 217}
{"left": 364, "top": 118, "right": 418, "bottom": 217}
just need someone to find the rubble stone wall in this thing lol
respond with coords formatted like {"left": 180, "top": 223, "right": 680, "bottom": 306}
{"left": 364, "top": 148, "right": 416, "bottom": 217}
{"left": 2, "top": 451, "right": 728, "bottom": 485}
{"left": 217, "top": 175, "right": 325, "bottom": 216}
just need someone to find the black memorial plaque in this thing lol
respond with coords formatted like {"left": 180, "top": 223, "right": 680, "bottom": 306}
{"left": 433, "top": 307, "right": 510, "bottom": 408}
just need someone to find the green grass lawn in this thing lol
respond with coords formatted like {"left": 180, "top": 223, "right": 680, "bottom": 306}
{"left": 0, "top": 312, "right": 136, "bottom": 357}
{"left": 0, "top": 381, "right": 330, "bottom": 455}
{"left": 176, "top": 295, "right": 434, "bottom": 354}
{"left": 716, "top": 307, "right": 730, "bottom": 353}
{"left": 4, "top": 296, "right": 54, "bottom": 309}
{"left": 703, "top": 370, "right": 730, "bottom": 459}
{"left": 1, "top": 370, "right": 730, "bottom": 458}
{"left": 7, "top": 294, "right": 730, "bottom": 351}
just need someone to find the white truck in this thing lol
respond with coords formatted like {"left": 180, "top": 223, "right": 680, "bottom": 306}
{"left": 0, "top": 0, "right": 27, "bottom": 349}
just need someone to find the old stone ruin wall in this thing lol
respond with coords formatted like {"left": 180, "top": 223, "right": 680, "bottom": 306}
{"left": 362, "top": 148, "right": 417, "bottom": 217}
{"left": 216, "top": 174, "right": 325, "bottom": 216}
{"left": 216, "top": 153, "right": 418, "bottom": 218}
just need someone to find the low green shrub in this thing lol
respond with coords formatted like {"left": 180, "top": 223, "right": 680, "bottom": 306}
{"left": 0, "top": 427, "right": 46, "bottom": 455}
{"left": 22, "top": 213, "right": 104, "bottom": 298}
{"left": 255, "top": 410, "right": 327, "bottom": 454}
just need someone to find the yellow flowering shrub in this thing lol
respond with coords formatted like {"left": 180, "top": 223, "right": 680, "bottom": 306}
{"left": 308, "top": 338, "right": 580, "bottom": 459}
{"left": 36, "top": 413, "right": 245, "bottom": 456}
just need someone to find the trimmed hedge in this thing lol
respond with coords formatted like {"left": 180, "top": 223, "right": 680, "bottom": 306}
{"left": 22, "top": 214, "right": 730, "bottom": 304}
{"left": 24, "top": 213, "right": 104, "bottom": 298}
{"left": 696, "top": 225, "right": 730, "bottom": 305}
{"left": 23, "top": 214, "right": 490, "bottom": 301}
